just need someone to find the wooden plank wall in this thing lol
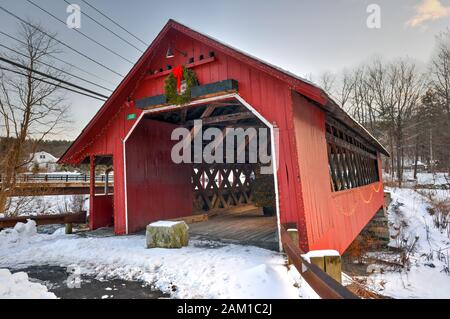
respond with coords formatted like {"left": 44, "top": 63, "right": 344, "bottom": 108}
{"left": 134, "top": 30, "right": 305, "bottom": 228}
{"left": 125, "top": 119, "right": 193, "bottom": 233}
{"left": 75, "top": 29, "right": 308, "bottom": 239}
{"left": 291, "top": 92, "right": 384, "bottom": 254}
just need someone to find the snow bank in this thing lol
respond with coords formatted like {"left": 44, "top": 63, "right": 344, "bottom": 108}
{"left": 368, "top": 187, "right": 450, "bottom": 298}
{"left": 0, "top": 269, "right": 56, "bottom": 299}
{"left": 0, "top": 219, "right": 37, "bottom": 244}
{"left": 6, "top": 195, "right": 89, "bottom": 217}
{"left": 0, "top": 220, "right": 317, "bottom": 299}
{"left": 301, "top": 250, "right": 340, "bottom": 263}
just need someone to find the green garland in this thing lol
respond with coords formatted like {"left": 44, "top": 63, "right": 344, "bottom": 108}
{"left": 164, "top": 66, "right": 198, "bottom": 105}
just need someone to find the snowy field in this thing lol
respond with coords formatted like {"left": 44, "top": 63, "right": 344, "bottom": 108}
{"left": 1, "top": 195, "right": 89, "bottom": 218}
{"left": 0, "top": 220, "right": 317, "bottom": 299}
{"left": 384, "top": 171, "right": 450, "bottom": 187}
{"left": 2, "top": 171, "right": 449, "bottom": 299}
{"left": 365, "top": 186, "right": 450, "bottom": 298}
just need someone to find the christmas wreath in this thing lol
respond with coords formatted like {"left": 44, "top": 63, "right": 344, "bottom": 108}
{"left": 164, "top": 65, "right": 198, "bottom": 105}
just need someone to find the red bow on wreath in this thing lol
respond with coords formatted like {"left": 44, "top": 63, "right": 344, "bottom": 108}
{"left": 172, "top": 65, "right": 183, "bottom": 93}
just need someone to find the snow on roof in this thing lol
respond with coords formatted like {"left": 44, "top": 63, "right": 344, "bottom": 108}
{"left": 30, "top": 151, "right": 58, "bottom": 164}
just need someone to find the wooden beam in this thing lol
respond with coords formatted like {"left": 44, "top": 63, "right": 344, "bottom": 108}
{"left": 145, "top": 56, "right": 216, "bottom": 80}
{"left": 326, "top": 116, "right": 377, "bottom": 154}
{"left": 186, "top": 112, "right": 253, "bottom": 126}
{"left": 326, "top": 133, "right": 377, "bottom": 160}
{"left": 182, "top": 105, "right": 217, "bottom": 145}
{"left": 0, "top": 212, "right": 87, "bottom": 229}
{"left": 236, "top": 128, "right": 257, "bottom": 157}
{"left": 201, "top": 105, "right": 216, "bottom": 118}
{"left": 136, "top": 79, "right": 238, "bottom": 110}
{"left": 168, "top": 213, "right": 208, "bottom": 224}
{"left": 179, "top": 108, "right": 188, "bottom": 124}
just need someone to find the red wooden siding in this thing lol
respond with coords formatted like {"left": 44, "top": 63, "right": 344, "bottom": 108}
{"left": 60, "top": 22, "right": 385, "bottom": 253}
{"left": 125, "top": 119, "right": 193, "bottom": 233}
{"left": 91, "top": 195, "right": 114, "bottom": 229}
{"left": 133, "top": 31, "right": 304, "bottom": 228}
{"left": 291, "top": 92, "right": 384, "bottom": 254}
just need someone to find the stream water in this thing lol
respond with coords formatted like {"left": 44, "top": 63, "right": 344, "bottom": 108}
{"left": 14, "top": 265, "right": 169, "bottom": 299}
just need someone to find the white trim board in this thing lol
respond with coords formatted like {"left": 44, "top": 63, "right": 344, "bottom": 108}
{"left": 122, "top": 93, "right": 282, "bottom": 251}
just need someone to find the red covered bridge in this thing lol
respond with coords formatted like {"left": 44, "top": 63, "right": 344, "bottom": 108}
{"left": 59, "top": 20, "right": 388, "bottom": 254}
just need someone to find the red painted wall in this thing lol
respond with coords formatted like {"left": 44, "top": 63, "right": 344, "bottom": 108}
{"left": 69, "top": 27, "right": 383, "bottom": 252}
{"left": 132, "top": 30, "right": 305, "bottom": 230}
{"left": 90, "top": 195, "right": 114, "bottom": 229}
{"left": 291, "top": 92, "right": 384, "bottom": 254}
{"left": 125, "top": 119, "right": 193, "bottom": 233}
{"left": 81, "top": 103, "right": 138, "bottom": 234}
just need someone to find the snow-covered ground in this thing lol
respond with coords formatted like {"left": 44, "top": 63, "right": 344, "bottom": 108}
{"left": 0, "top": 269, "right": 56, "bottom": 299}
{"left": 366, "top": 187, "right": 450, "bottom": 298}
{"left": 384, "top": 171, "right": 450, "bottom": 186}
{"left": 404, "top": 171, "right": 449, "bottom": 186}
{"left": 5, "top": 195, "right": 89, "bottom": 217}
{"left": 0, "top": 220, "right": 317, "bottom": 299}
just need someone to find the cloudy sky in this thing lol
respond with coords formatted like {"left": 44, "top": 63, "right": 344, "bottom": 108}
{"left": 1, "top": 0, "right": 449, "bottom": 140}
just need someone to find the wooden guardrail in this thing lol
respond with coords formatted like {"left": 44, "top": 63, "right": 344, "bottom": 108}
{"left": 0, "top": 211, "right": 87, "bottom": 229}
{"left": 0, "top": 174, "right": 112, "bottom": 183}
{"left": 280, "top": 225, "right": 359, "bottom": 299}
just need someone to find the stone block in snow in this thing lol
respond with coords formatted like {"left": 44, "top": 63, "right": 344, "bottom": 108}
{"left": 146, "top": 220, "right": 189, "bottom": 249}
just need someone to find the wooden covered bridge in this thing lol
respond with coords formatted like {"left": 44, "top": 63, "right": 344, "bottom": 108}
{"left": 59, "top": 20, "right": 387, "bottom": 255}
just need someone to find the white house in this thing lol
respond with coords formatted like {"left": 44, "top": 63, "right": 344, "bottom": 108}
{"left": 28, "top": 151, "right": 59, "bottom": 172}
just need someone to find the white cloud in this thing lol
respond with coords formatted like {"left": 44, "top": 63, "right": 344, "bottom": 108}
{"left": 406, "top": 0, "right": 450, "bottom": 27}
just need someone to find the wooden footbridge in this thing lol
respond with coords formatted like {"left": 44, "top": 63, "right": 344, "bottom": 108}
{"left": 0, "top": 174, "right": 112, "bottom": 196}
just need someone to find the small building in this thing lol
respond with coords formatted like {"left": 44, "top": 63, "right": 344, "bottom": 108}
{"left": 29, "top": 151, "right": 59, "bottom": 172}
{"left": 59, "top": 20, "right": 388, "bottom": 254}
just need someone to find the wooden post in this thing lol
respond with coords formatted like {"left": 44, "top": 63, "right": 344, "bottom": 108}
{"left": 309, "top": 256, "right": 326, "bottom": 271}
{"left": 65, "top": 223, "right": 73, "bottom": 234}
{"left": 307, "top": 251, "right": 342, "bottom": 284}
{"left": 287, "top": 228, "right": 299, "bottom": 265}
{"left": 325, "top": 255, "right": 342, "bottom": 284}
{"left": 89, "top": 155, "right": 96, "bottom": 230}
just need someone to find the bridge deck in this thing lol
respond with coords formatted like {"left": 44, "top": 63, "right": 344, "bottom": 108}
{"left": 189, "top": 209, "right": 279, "bottom": 251}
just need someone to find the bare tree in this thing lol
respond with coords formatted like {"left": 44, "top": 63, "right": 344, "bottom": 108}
{"left": 317, "top": 71, "right": 337, "bottom": 97}
{"left": 335, "top": 69, "right": 356, "bottom": 110}
{"left": 430, "top": 29, "right": 450, "bottom": 174}
{"left": 367, "top": 58, "right": 424, "bottom": 186}
{"left": 0, "top": 21, "right": 69, "bottom": 215}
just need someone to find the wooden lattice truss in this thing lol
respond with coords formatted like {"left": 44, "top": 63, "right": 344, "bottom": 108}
{"left": 192, "top": 163, "right": 255, "bottom": 212}
{"left": 325, "top": 116, "right": 380, "bottom": 192}
{"left": 145, "top": 97, "right": 271, "bottom": 213}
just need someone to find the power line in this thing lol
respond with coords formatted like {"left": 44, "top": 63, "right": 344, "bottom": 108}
{"left": 26, "top": 0, "right": 135, "bottom": 65}
{"left": 0, "top": 42, "right": 113, "bottom": 93}
{"left": 62, "top": 0, "right": 144, "bottom": 53}
{"left": 0, "top": 5, "right": 125, "bottom": 78}
{"left": 80, "top": 0, "right": 148, "bottom": 47}
{"left": 0, "top": 56, "right": 109, "bottom": 99}
{"left": 0, "top": 66, "right": 106, "bottom": 101}
{"left": 0, "top": 29, "right": 117, "bottom": 86}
